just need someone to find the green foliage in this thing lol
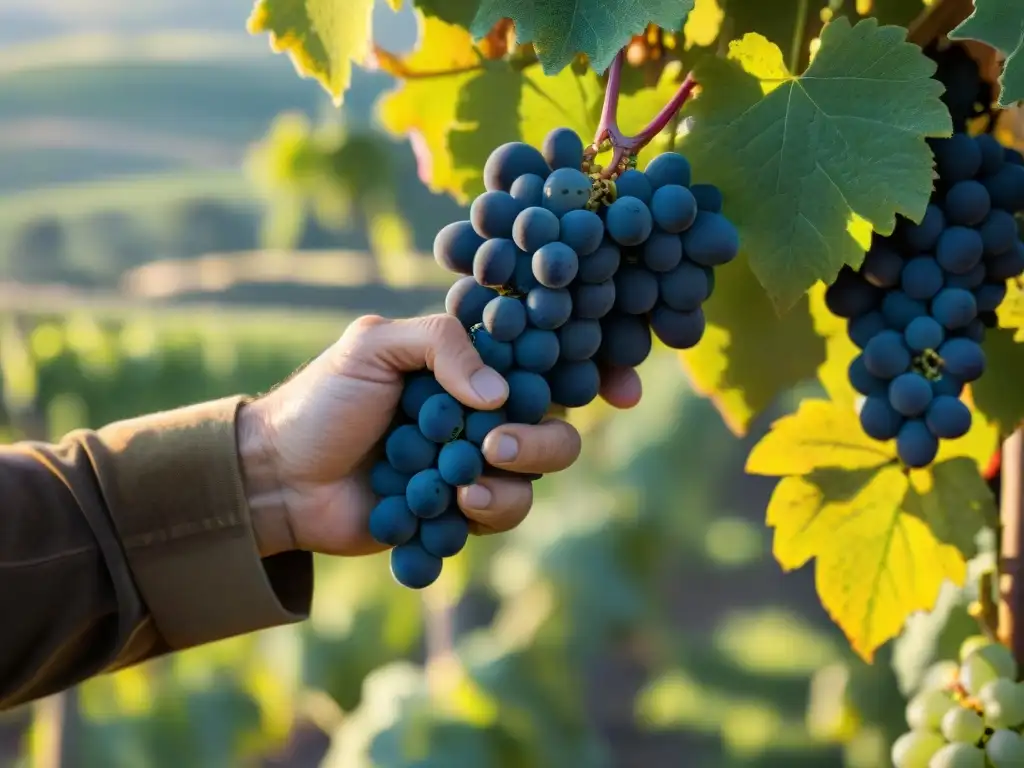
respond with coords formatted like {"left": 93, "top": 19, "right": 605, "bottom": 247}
{"left": 949, "top": 0, "right": 1024, "bottom": 106}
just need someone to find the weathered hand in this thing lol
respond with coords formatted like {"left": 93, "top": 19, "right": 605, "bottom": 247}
{"left": 237, "top": 314, "right": 642, "bottom": 558}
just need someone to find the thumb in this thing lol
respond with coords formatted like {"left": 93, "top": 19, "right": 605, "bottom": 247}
{"left": 349, "top": 313, "right": 509, "bottom": 411}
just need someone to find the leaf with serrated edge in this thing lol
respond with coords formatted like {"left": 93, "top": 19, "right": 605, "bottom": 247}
{"left": 682, "top": 19, "right": 951, "bottom": 310}
{"left": 949, "top": 0, "right": 1024, "bottom": 107}
{"left": 972, "top": 326, "right": 1024, "bottom": 436}
{"left": 769, "top": 464, "right": 973, "bottom": 661}
{"left": 746, "top": 399, "right": 893, "bottom": 476}
{"left": 679, "top": 256, "right": 825, "bottom": 436}
{"left": 470, "top": 0, "right": 693, "bottom": 75}
{"left": 248, "top": 0, "right": 376, "bottom": 105}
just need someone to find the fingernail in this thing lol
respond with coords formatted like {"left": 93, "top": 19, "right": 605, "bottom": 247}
{"left": 470, "top": 368, "right": 507, "bottom": 403}
{"left": 492, "top": 434, "right": 518, "bottom": 463}
{"left": 462, "top": 484, "right": 492, "bottom": 509}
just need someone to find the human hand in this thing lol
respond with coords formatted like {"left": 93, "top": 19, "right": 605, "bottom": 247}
{"left": 237, "top": 313, "right": 643, "bottom": 558}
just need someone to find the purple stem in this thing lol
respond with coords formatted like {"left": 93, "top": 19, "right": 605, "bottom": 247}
{"left": 594, "top": 50, "right": 625, "bottom": 148}
{"left": 634, "top": 73, "right": 698, "bottom": 146}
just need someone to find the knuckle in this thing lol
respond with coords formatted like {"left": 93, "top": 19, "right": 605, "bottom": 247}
{"left": 347, "top": 313, "right": 390, "bottom": 338}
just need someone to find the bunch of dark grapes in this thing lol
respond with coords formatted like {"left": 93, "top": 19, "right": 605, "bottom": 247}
{"left": 369, "top": 127, "right": 739, "bottom": 589}
{"left": 826, "top": 133, "right": 1024, "bottom": 469}
{"left": 892, "top": 636, "right": 1024, "bottom": 767}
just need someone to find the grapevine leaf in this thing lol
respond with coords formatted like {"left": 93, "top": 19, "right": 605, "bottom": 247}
{"left": 679, "top": 257, "right": 826, "bottom": 436}
{"left": 682, "top": 0, "right": 725, "bottom": 50}
{"left": 998, "top": 278, "right": 1024, "bottom": 338}
{"left": 949, "top": 0, "right": 1024, "bottom": 107}
{"left": 247, "top": 0, "right": 376, "bottom": 105}
{"left": 470, "top": 0, "right": 694, "bottom": 75}
{"left": 682, "top": 19, "right": 952, "bottom": 310}
{"left": 973, "top": 326, "right": 1024, "bottom": 435}
{"left": 745, "top": 399, "right": 894, "bottom": 477}
{"left": 767, "top": 464, "right": 973, "bottom": 661}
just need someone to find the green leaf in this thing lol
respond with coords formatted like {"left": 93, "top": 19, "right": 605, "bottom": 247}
{"left": 973, "top": 326, "right": 1024, "bottom": 435}
{"left": 247, "top": 0, "right": 376, "bottom": 105}
{"left": 949, "top": 0, "right": 1024, "bottom": 107}
{"left": 682, "top": 18, "right": 952, "bottom": 310}
{"left": 678, "top": 256, "right": 826, "bottom": 435}
{"left": 470, "top": 0, "right": 694, "bottom": 74}
{"left": 414, "top": 0, "right": 482, "bottom": 27}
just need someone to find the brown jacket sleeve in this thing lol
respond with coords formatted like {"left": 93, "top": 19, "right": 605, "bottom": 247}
{"left": 0, "top": 396, "right": 313, "bottom": 710}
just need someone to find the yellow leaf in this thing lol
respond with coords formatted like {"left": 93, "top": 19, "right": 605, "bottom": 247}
{"left": 248, "top": 0, "right": 376, "bottom": 105}
{"left": 375, "top": 14, "right": 482, "bottom": 201}
{"left": 769, "top": 465, "right": 970, "bottom": 661}
{"left": 746, "top": 399, "right": 893, "bottom": 477}
{"left": 683, "top": 0, "right": 725, "bottom": 50}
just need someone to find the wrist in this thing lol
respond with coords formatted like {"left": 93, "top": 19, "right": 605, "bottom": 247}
{"left": 237, "top": 399, "right": 296, "bottom": 558}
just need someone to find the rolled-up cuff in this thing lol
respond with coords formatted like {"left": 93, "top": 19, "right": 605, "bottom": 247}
{"left": 87, "top": 396, "right": 311, "bottom": 650}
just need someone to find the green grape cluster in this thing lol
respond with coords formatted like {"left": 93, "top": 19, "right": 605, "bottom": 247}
{"left": 892, "top": 636, "right": 1024, "bottom": 767}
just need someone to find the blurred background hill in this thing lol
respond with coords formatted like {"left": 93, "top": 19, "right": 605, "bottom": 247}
{"left": 0, "top": 2, "right": 918, "bottom": 766}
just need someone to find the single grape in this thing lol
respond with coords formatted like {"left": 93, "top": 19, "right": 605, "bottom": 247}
{"left": 849, "top": 356, "right": 887, "bottom": 396}
{"left": 368, "top": 496, "right": 419, "bottom": 546}
{"left": 542, "top": 126, "right": 583, "bottom": 170}
{"left": 557, "top": 319, "right": 602, "bottom": 361}
{"left": 890, "top": 372, "right": 934, "bottom": 417}
{"left": 903, "top": 203, "right": 946, "bottom": 251}
{"left": 470, "top": 324, "right": 514, "bottom": 373}
{"left": 614, "top": 267, "right": 660, "bottom": 315}
{"left": 548, "top": 359, "right": 601, "bottom": 407}
{"left": 406, "top": 468, "right": 452, "bottom": 519}
{"left": 401, "top": 373, "right": 446, "bottom": 420}
{"left": 446, "top": 277, "right": 500, "bottom": 329}
{"left": 979, "top": 209, "right": 1019, "bottom": 255}
{"left": 960, "top": 644, "right": 1018, "bottom": 696}
{"left": 650, "top": 184, "right": 698, "bottom": 233}
{"left": 986, "top": 729, "right": 1024, "bottom": 768}
{"left": 370, "top": 462, "right": 413, "bottom": 497}
{"left": 650, "top": 305, "right": 705, "bottom": 349}
{"left": 644, "top": 152, "right": 691, "bottom": 189}
{"left": 690, "top": 183, "right": 723, "bottom": 213}
{"left": 861, "top": 242, "right": 904, "bottom": 288}
{"left": 643, "top": 230, "right": 684, "bottom": 272}
{"left": 905, "top": 316, "right": 945, "bottom": 353}
{"left": 907, "top": 688, "right": 958, "bottom": 731}
{"left": 891, "top": 730, "right": 945, "bottom": 768}
{"left": 936, "top": 226, "right": 984, "bottom": 275}
{"left": 932, "top": 288, "right": 978, "bottom": 330}
{"left": 464, "top": 409, "right": 506, "bottom": 446}
{"left": 483, "top": 142, "right": 550, "bottom": 192}
{"left": 599, "top": 313, "right": 652, "bottom": 368}
{"left": 941, "top": 706, "right": 986, "bottom": 744}
{"left": 470, "top": 190, "right": 522, "bottom": 239}
{"left": 605, "top": 196, "right": 654, "bottom": 246}
{"left": 860, "top": 395, "right": 904, "bottom": 440}
{"left": 897, "top": 419, "right": 939, "bottom": 468}
{"left": 505, "top": 370, "right": 552, "bottom": 424}
{"left": 681, "top": 212, "right": 740, "bottom": 266}
{"left": 418, "top": 393, "right": 464, "bottom": 443}
{"left": 390, "top": 537, "right": 443, "bottom": 589}
{"left": 512, "top": 206, "right": 560, "bottom": 253}
{"left": 434, "top": 220, "right": 484, "bottom": 275}
{"left": 984, "top": 163, "right": 1024, "bottom": 212}
{"left": 975, "top": 282, "right": 1007, "bottom": 313}
{"left": 513, "top": 328, "right": 560, "bottom": 372}
{"left": 863, "top": 329, "right": 911, "bottom": 379}
{"left": 851, "top": 316, "right": 885, "bottom": 352}
{"left": 437, "top": 440, "right": 484, "bottom": 486}
{"left": 533, "top": 241, "right": 579, "bottom": 288}
{"left": 986, "top": 242, "right": 1024, "bottom": 281}
{"left": 542, "top": 167, "right": 592, "bottom": 217}
{"left": 578, "top": 241, "right": 621, "bottom": 283}
{"left": 419, "top": 509, "right": 470, "bottom": 558}
{"left": 924, "top": 396, "right": 972, "bottom": 439}
{"left": 901, "top": 256, "right": 944, "bottom": 300}
{"left": 932, "top": 374, "right": 965, "bottom": 398}
{"left": 614, "top": 169, "right": 652, "bottom": 204}
{"left": 826, "top": 267, "right": 882, "bottom": 318}
{"left": 472, "top": 238, "right": 518, "bottom": 287}
{"left": 659, "top": 260, "right": 710, "bottom": 312}
{"left": 509, "top": 173, "right": 546, "bottom": 208}
{"left": 978, "top": 678, "right": 1024, "bottom": 730}
{"left": 944, "top": 180, "right": 991, "bottom": 227}
{"left": 928, "top": 742, "right": 985, "bottom": 768}
{"left": 932, "top": 133, "right": 982, "bottom": 182}
{"left": 385, "top": 424, "right": 438, "bottom": 474}
{"left": 939, "top": 338, "right": 986, "bottom": 382}
{"left": 483, "top": 295, "right": 528, "bottom": 341}
{"left": 572, "top": 279, "right": 617, "bottom": 319}
{"left": 525, "top": 286, "right": 573, "bottom": 329}
{"left": 919, "top": 660, "right": 959, "bottom": 693}
{"left": 882, "top": 290, "right": 927, "bottom": 330}
{"left": 559, "top": 209, "right": 604, "bottom": 256}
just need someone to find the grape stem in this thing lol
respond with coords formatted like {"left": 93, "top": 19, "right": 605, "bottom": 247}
{"left": 585, "top": 49, "right": 698, "bottom": 178}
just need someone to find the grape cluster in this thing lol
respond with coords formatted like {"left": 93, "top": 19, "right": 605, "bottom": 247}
{"left": 369, "top": 127, "right": 740, "bottom": 589}
{"left": 825, "top": 131, "right": 1024, "bottom": 469}
{"left": 892, "top": 636, "right": 1024, "bottom": 767}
